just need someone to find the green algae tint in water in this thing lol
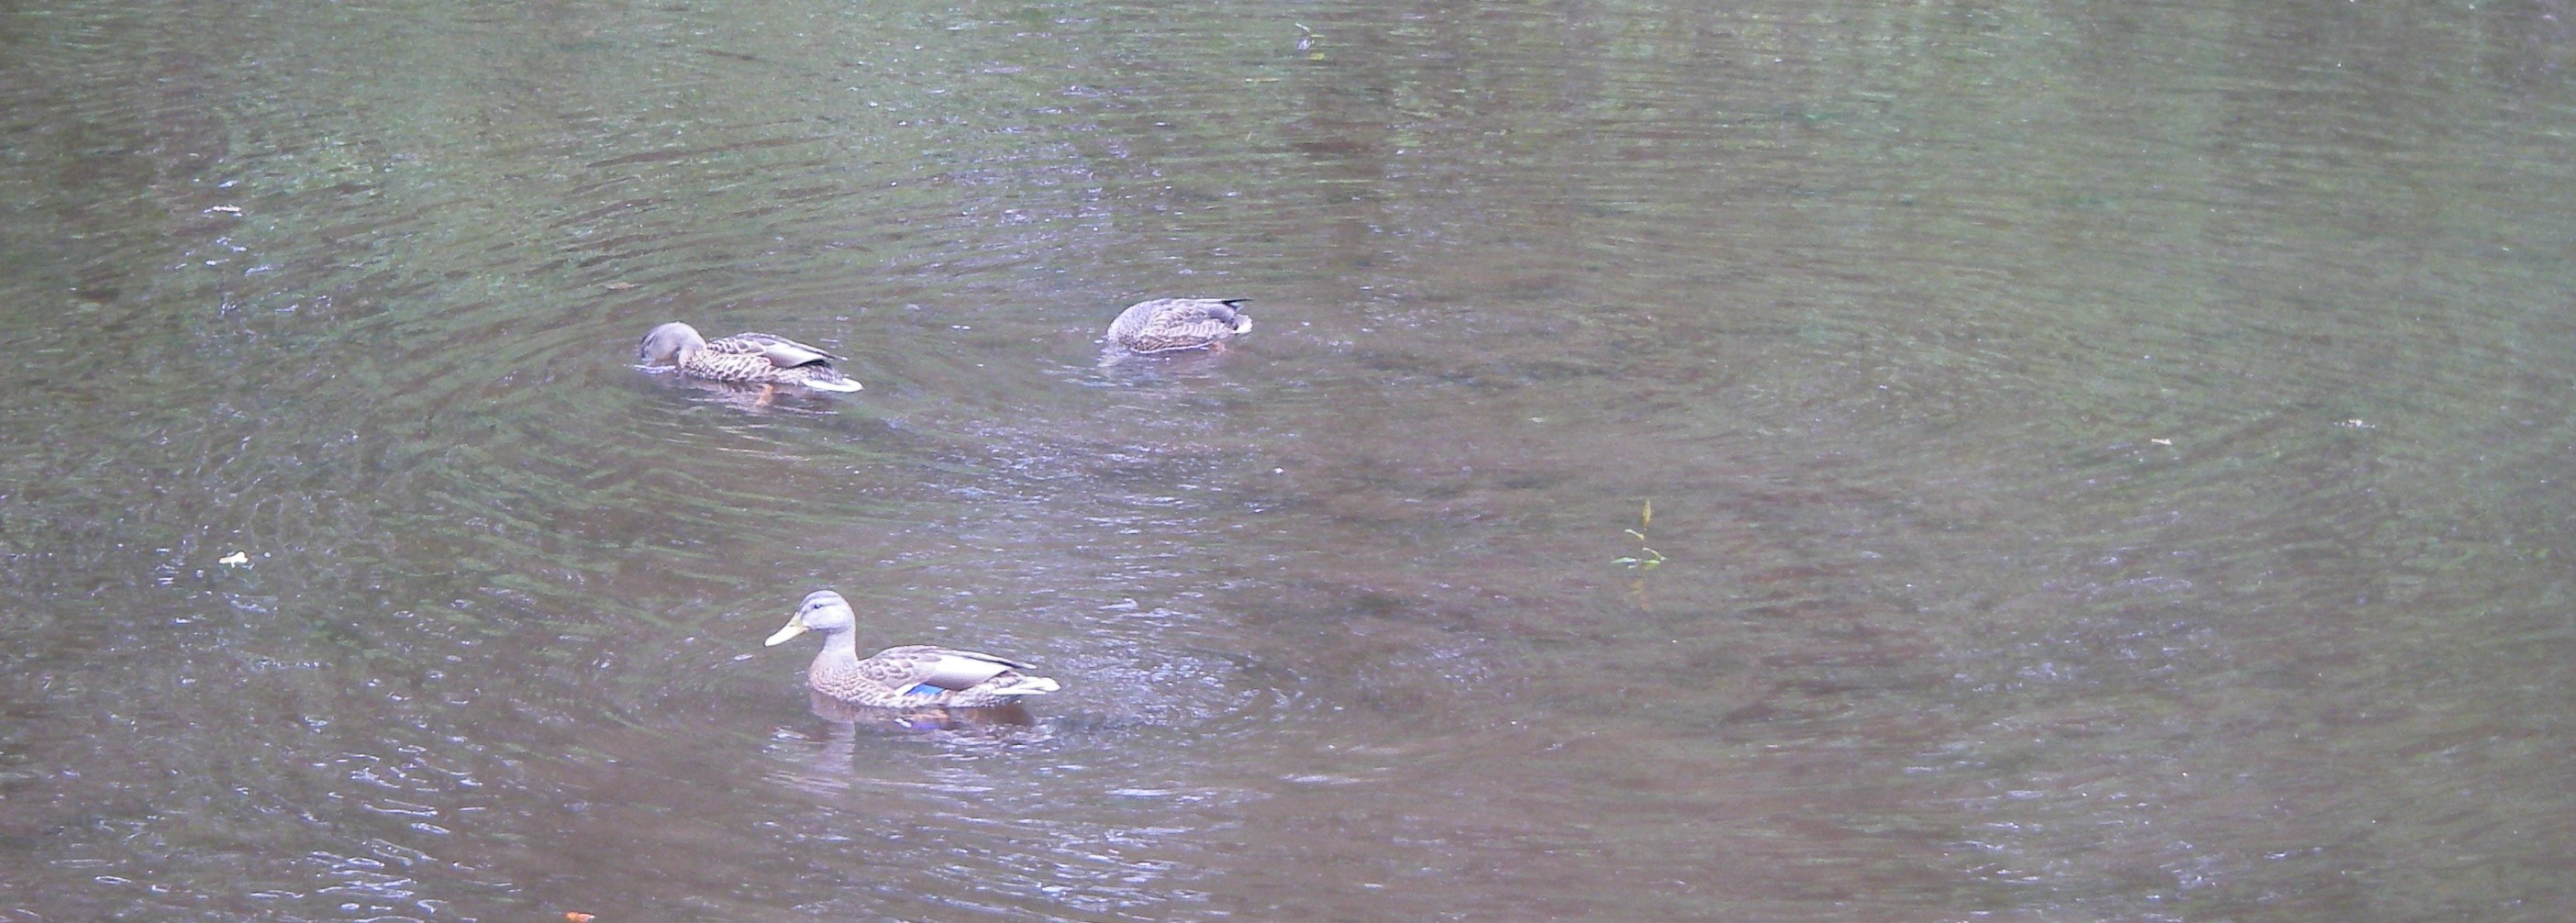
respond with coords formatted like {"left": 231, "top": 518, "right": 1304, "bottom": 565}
{"left": 3, "top": 0, "right": 2574, "bottom": 920}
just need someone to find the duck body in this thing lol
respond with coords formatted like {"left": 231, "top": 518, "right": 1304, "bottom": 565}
{"left": 637, "top": 322, "right": 863, "bottom": 392}
{"left": 764, "top": 590, "right": 1061, "bottom": 708}
{"left": 1105, "top": 298, "right": 1251, "bottom": 353}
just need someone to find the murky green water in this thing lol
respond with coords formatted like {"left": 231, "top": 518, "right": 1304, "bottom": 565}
{"left": 6, "top": 0, "right": 2573, "bottom": 919}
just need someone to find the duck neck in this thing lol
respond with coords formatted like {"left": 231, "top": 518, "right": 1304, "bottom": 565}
{"left": 816, "top": 628, "right": 862, "bottom": 664}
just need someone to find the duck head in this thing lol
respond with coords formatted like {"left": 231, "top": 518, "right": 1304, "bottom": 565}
{"left": 765, "top": 590, "right": 857, "bottom": 646}
{"left": 638, "top": 322, "right": 708, "bottom": 366}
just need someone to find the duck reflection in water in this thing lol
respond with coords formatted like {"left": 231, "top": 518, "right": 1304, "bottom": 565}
{"left": 641, "top": 374, "right": 846, "bottom": 415}
{"left": 804, "top": 689, "right": 1043, "bottom": 733}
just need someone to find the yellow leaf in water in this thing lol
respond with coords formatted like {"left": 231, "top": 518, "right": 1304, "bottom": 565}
{"left": 1640, "top": 500, "right": 1652, "bottom": 530}
{"left": 217, "top": 551, "right": 250, "bottom": 566}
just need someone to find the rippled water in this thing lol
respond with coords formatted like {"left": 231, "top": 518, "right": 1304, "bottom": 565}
{"left": 6, "top": 0, "right": 2574, "bottom": 919}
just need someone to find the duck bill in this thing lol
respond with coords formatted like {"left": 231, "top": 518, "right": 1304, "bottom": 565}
{"left": 763, "top": 619, "right": 809, "bottom": 647}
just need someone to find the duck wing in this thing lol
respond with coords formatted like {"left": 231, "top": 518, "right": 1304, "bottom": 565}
{"left": 862, "top": 645, "right": 1029, "bottom": 693}
{"left": 707, "top": 332, "right": 842, "bottom": 369}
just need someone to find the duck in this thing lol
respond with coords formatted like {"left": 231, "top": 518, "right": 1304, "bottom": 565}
{"left": 636, "top": 322, "right": 864, "bottom": 392}
{"left": 763, "top": 590, "right": 1062, "bottom": 708}
{"left": 1104, "top": 298, "right": 1251, "bottom": 353}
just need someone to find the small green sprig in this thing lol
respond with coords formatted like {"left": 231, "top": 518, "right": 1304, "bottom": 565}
{"left": 1614, "top": 501, "right": 1664, "bottom": 571}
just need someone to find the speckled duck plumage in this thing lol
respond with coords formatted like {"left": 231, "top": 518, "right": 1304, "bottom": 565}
{"left": 637, "top": 322, "right": 863, "bottom": 392}
{"left": 763, "top": 590, "right": 1061, "bottom": 708}
{"left": 1104, "top": 298, "right": 1251, "bottom": 353}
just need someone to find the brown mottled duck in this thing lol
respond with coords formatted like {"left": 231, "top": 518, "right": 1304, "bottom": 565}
{"left": 763, "top": 590, "right": 1061, "bottom": 708}
{"left": 636, "top": 322, "right": 863, "bottom": 393}
{"left": 1104, "top": 298, "right": 1251, "bottom": 353}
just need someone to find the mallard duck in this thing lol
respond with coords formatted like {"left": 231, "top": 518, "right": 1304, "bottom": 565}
{"left": 763, "top": 590, "right": 1062, "bottom": 708}
{"left": 1104, "top": 298, "right": 1251, "bottom": 353}
{"left": 636, "top": 322, "right": 863, "bottom": 392}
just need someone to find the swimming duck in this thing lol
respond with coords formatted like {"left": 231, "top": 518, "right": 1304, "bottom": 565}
{"left": 763, "top": 590, "right": 1062, "bottom": 708}
{"left": 636, "top": 322, "right": 863, "bottom": 392}
{"left": 1104, "top": 298, "right": 1251, "bottom": 353}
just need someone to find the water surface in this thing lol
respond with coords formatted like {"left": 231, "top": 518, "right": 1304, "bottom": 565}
{"left": 4, "top": 0, "right": 2573, "bottom": 919}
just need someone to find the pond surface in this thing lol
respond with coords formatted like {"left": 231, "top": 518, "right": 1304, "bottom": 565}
{"left": 5, "top": 0, "right": 2574, "bottom": 919}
